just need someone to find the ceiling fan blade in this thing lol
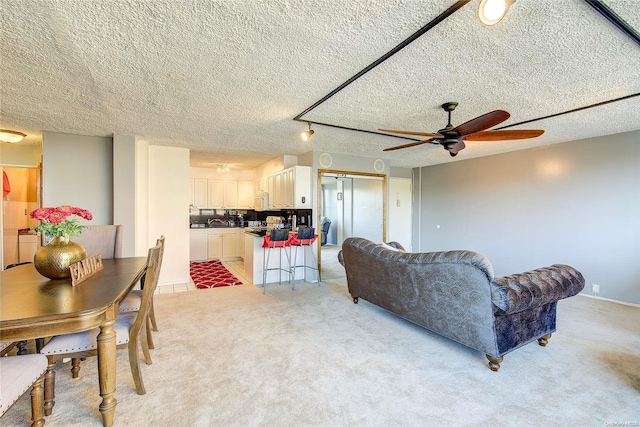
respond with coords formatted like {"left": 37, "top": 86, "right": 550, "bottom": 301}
{"left": 379, "top": 129, "right": 443, "bottom": 138}
{"left": 450, "top": 140, "right": 465, "bottom": 154}
{"left": 453, "top": 110, "right": 510, "bottom": 136}
{"left": 464, "top": 129, "right": 545, "bottom": 141}
{"left": 383, "top": 139, "right": 434, "bottom": 152}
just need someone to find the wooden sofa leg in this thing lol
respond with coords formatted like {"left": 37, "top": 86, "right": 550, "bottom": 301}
{"left": 486, "top": 355, "right": 503, "bottom": 372}
{"left": 537, "top": 334, "right": 552, "bottom": 347}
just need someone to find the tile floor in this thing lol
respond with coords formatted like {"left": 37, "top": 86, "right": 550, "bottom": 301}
{"left": 155, "top": 259, "right": 248, "bottom": 294}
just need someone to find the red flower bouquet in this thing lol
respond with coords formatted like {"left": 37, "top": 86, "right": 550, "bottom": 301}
{"left": 30, "top": 205, "right": 93, "bottom": 238}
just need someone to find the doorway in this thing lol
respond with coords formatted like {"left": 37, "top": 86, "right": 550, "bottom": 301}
{"left": 1, "top": 166, "right": 40, "bottom": 268}
{"left": 317, "top": 170, "right": 386, "bottom": 281}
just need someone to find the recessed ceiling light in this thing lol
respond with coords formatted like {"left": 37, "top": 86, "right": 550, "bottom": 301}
{"left": 478, "top": 0, "right": 514, "bottom": 26}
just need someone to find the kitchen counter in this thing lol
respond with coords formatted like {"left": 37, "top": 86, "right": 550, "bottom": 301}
{"left": 243, "top": 231, "right": 313, "bottom": 286}
{"left": 190, "top": 224, "right": 237, "bottom": 229}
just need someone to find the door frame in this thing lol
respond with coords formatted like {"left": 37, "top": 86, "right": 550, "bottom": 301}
{"left": 317, "top": 169, "right": 387, "bottom": 281}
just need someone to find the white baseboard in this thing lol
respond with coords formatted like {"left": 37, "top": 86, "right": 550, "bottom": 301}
{"left": 578, "top": 293, "right": 640, "bottom": 308}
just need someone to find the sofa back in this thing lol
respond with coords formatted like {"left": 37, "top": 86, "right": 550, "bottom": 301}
{"left": 341, "top": 237, "right": 500, "bottom": 355}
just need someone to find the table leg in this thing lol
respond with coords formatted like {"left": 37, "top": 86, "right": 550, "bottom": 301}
{"left": 97, "top": 316, "right": 117, "bottom": 427}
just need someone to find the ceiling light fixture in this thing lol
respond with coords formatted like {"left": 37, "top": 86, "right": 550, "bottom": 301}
{"left": 0, "top": 129, "right": 27, "bottom": 143}
{"left": 217, "top": 164, "right": 229, "bottom": 173}
{"left": 300, "top": 122, "right": 314, "bottom": 142}
{"left": 478, "top": 0, "right": 514, "bottom": 26}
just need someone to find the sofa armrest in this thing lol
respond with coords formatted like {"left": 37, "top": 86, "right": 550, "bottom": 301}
{"left": 490, "top": 264, "right": 585, "bottom": 315}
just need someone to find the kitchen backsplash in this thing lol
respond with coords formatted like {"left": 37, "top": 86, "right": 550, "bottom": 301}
{"left": 190, "top": 209, "right": 312, "bottom": 228}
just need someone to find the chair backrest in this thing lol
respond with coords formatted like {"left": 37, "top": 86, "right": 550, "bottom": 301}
{"left": 270, "top": 229, "right": 289, "bottom": 241}
{"left": 297, "top": 227, "right": 315, "bottom": 239}
{"left": 130, "top": 237, "right": 164, "bottom": 339}
{"left": 74, "top": 225, "right": 123, "bottom": 259}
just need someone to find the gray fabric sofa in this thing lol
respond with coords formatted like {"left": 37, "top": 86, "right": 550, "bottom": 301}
{"left": 338, "top": 237, "right": 585, "bottom": 371}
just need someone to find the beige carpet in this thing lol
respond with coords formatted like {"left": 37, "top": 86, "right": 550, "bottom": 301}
{"left": 3, "top": 278, "right": 639, "bottom": 426}
{"left": 320, "top": 245, "right": 344, "bottom": 280}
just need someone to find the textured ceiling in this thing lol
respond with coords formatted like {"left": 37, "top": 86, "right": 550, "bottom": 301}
{"left": 1, "top": 0, "right": 639, "bottom": 169}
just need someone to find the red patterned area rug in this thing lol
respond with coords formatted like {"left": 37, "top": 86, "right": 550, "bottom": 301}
{"left": 190, "top": 260, "right": 243, "bottom": 289}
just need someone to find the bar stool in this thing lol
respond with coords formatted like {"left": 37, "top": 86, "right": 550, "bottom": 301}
{"left": 262, "top": 229, "right": 293, "bottom": 294}
{"left": 290, "top": 227, "right": 319, "bottom": 290}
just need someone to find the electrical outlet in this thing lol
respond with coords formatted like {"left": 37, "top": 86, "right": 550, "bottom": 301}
{"left": 592, "top": 284, "right": 600, "bottom": 295}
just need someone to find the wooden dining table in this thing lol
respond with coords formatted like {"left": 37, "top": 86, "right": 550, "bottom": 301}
{"left": 0, "top": 257, "right": 147, "bottom": 427}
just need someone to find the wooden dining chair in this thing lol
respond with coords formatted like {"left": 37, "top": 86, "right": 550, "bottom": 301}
{"left": 39, "top": 239, "right": 163, "bottom": 415}
{"left": 67, "top": 235, "right": 164, "bottom": 378}
{"left": 119, "top": 235, "right": 165, "bottom": 347}
{"left": 0, "top": 353, "right": 48, "bottom": 427}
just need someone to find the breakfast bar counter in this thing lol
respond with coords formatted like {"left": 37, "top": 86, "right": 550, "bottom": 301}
{"left": 244, "top": 231, "right": 316, "bottom": 286}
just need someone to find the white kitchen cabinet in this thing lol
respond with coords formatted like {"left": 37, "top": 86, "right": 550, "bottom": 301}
{"left": 238, "top": 228, "right": 245, "bottom": 259}
{"left": 284, "top": 166, "right": 311, "bottom": 209}
{"left": 282, "top": 167, "right": 294, "bottom": 208}
{"left": 190, "top": 229, "right": 208, "bottom": 261}
{"left": 267, "top": 174, "right": 276, "bottom": 209}
{"left": 256, "top": 176, "right": 267, "bottom": 193}
{"left": 237, "top": 180, "right": 254, "bottom": 209}
{"left": 18, "top": 233, "right": 39, "bottom": 263}
{"left": 207, "top": 228, "right": 239, "bottom": 259}
{"left": 190, "top": 179, "right": 208, "bottom": 209}
{"left": 207, "top": 180, "right": 238, "bottom": 209}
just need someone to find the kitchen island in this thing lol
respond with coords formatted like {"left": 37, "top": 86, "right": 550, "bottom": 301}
{"left": 244, "top": 230, "right": 317, "bottom": 286}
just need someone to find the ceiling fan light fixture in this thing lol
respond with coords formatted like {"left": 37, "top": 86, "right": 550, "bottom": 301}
{"left": 300, "top": 122, "right": 314, "bottom": 142}
{"left": 0, "top": 129, "right": 27, "bottom": 143}
{"left": 478, "top": 0, "right": 514, "bottom": 26}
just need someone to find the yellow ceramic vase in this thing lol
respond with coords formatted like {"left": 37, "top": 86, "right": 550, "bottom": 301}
{"left": 33, "top": 235, "right": 87, "bottom": 280}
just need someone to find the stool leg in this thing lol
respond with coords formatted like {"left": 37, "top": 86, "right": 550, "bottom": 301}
{"left": 284, "top": 245, "right": 293, "bottom": 290}
{"left": 292, "top": 246, "right": 299, "bottom": 290}
{"left": 278, "top": 247, "right": 282, "bottom": 286}
{"left": 263, "top": 247, "right": 269, "bottom": 294}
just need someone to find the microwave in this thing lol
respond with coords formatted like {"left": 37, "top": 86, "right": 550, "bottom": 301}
{"left": 255, "top": 192, "right": 269, "bottom": 211}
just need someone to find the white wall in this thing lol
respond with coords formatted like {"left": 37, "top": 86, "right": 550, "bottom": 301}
{"left": 388, "top": 177, "right": 412, "bottom": 250}
{"left": 190, "top": 167, "right": 255, "bottom": 180}
{"left": 113, "top": 134, "right": 137, "bottom": 257}
{"left": 148, "top": 145, "right": 190, "bottom": 285}
{"left": 42, "top": 132, "right": 113, "bottom": 224}
{"left": 413, "top": 130, "right": 640, "bottom": 305}
{"left": 0, "top": 143, "right": 41, "bottom": 167}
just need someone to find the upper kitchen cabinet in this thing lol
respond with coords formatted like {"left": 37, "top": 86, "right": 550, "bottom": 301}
{"left": 264, "top": 166, "right": 311, "bottom": 209}
{"left": 237, "top": 180, "right": 254, "bottom": 209}
{"left": 286, "top": 166, "right": 311, "bottom": 209}
{"left": 190, "top": 179, "right": 208, "bottom": 208}
{"left": 208, "top": 180, "right": 238, "bottom": 209}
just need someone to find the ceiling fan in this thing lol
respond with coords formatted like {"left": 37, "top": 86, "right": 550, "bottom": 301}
{"left": 380, "top": 102, "right": 544, "bottom": 157}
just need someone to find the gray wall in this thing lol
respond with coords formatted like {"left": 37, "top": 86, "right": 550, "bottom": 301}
{"left": 413, "top": 130, "right": 640, "bottom": 305}
{"left": 42, "top": 132, "right": 113, "bottom": 224}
